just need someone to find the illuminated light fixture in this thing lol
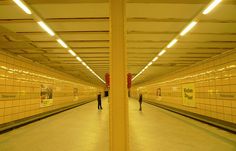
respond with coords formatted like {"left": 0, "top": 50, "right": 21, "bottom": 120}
{"left": 57, "top": 39, "right": 68, "bottom": 48}
{"left": 68, "top": 50, "right": 76, "bottom": 56}
{"left": 152, "top": 57, "right": 158, "bottom": 62}
{"left": 144, "top": 66, "right": 148, "bottom": 70}
{"left": 180, "top": 21, "right": 198, "bottom": 36}
{"left": 76, "top": 56, "right": 82, "bottom": 62}
{"left": 148, "top": 62, "right": 152, "bottom": 66}
{"left": 203, "top": 0, "right": 222, "bottom": 15}
{"left": 158, "top": 50, "right": 166, "bottom": 56}
{"left": 82, "top": 62, "right": 86, "bottom": 66}
{"left": 13, "top": 0, "right": 31, "bottom": 14}
{"left": 37, "top": 21, "right": 55, "bottom": 36}
{"left": 167, "top": 39, "right": 178, "bottom": 48}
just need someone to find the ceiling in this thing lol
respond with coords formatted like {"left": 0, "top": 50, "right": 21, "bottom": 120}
{"left": 0, "top": 0, "right": 235, "bottom": 86}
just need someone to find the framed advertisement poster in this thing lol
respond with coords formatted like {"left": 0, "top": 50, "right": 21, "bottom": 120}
{"left": 156, "top": 88, "right": 162, "bottom": 101}
{"left": 156, "top": 88, "right": 161, "bottom": 96}
{"left": 73, "top": 88, "right": 79, "bottom": 101}
{"left": 40, "top": 84, "right": 53, "bottom": 107}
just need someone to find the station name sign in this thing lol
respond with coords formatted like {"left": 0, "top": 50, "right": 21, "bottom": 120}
{"left": 182, "top": 83, "right": 195, "bottom": 107}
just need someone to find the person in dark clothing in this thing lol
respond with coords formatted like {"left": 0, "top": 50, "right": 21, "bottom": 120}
{"left": 139, "top": 94, "right": 143, "bottom": 111}
{"left": 97, "top": 92, "right": 102, "bottom": 110}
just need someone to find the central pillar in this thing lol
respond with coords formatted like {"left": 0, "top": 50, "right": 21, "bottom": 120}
{"left": 109, "top": 0, "right": 128, "bottom": 151}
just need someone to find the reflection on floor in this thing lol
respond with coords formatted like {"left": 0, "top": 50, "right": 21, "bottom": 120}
{"left": 0, "top": 99, "right": 109, "bottom": 151}
{"left": 0, "top": 98, "right": 236, "bottom": 151}
{"left": 129, "top": 98, "right": 236, "bottom": 151}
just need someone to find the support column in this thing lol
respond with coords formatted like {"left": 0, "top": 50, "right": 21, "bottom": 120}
{"left": 109, "top": 0, "right": 128, "bottom": 151}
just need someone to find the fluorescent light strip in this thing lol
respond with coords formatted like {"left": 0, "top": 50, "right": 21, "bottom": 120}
{"left": 203, "top": 0, "right": 222, "bottom": 15}
{"left": 82, "top": 62, "right": 86, "bottom": 66}
{"left": 132, "top": 1, "right": 222, "bottom": 83}
{"left": 152, "top": 57, "right": 158, "bottom": 62}
{"left": 180, "top": 21, "right": 198, "bottom": 36}
{"left": 57, "top": 39, "right": 68, "bottom": 48}
{"left": 13, "top": 0, "right": 31, "bottom": 14}
{"left": 167, "top": 39, "right": 178, "bottom": 48}
{"left": 133, "top": 74, "right": 139, "bottom": 80}
{"left": 158, "top": 50, "right": 166, "bottom": 56}
{"left": 37, "top": 21, "right": 55, "bottom": 36}
{"left": 148, "top": 62, "right": 152, "bottom": 66}
{"left": 76, "top": 56, "right": 82, "bottom": 62}
{"left": 132, "top": 50, "right": 163, "bottom": 81}
{"left": 84, "top": 65, "right": 105, "bottom": 83}
{"left": 144, "top": 66, "right": 148, "bottom": 70}
{"left": 68, "top": 50, "right": 76, "bottom": 56}
{"left": 77, "top": 55, "right": 105, "bottom": 84}
{"left": 13, "top": 0, "right": 105, "bottom": 84}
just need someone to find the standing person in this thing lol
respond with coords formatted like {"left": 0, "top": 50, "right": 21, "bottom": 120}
{"left": 97, "top": 92, "right": 102, "bottom": 110}
{"left": 139, "top": 93, "right": 143, "bottom": 111}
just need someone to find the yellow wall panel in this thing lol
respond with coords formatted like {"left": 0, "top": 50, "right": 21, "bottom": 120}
{"left": 0, "top": 51, "right": 100, "bottom": 125}
{"left": 131, "top": 51, "right": 236, "bottom": 124}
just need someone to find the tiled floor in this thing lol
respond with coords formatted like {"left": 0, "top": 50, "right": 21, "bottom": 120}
{"left": 129, "top": 98, "right": 236, "bottom": 151}
{"left": 0, "top": 98, "right": 236, "bottom": 151}
{"left": 0, "top": 99, "right": 109, "bottom": 151}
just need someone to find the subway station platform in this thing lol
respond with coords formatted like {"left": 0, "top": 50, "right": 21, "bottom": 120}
{"left": 1, "top": 0, "right": 236, "bottom": 150}
{"left": 0, "top": 98, "right": 235, "bottom": 151}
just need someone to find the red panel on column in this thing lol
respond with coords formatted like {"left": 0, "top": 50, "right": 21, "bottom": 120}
{"left": 127, "top": 73, "right": 132, "bottom": 89}
{"left": 105, "top": 73, "right": 110, "bottom": 88}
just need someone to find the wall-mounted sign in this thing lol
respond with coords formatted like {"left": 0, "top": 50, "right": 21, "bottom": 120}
{"left": 40, "top": 84, "right": 53, "bottom": 107}
{"left": 0, "top": 93, "right": 17, "bottom": 100}
{"left": 182, "top": 83, "right": 195, "bottom": 107}
{"left": 156, "top": 88, "right": 162, "bottom": 101}
{"left": 217, "top": 93, "right": 236, "bottom": 100}
{"left": 105, "top": 73, "right": 110, "bottom": 88}
{"left": 127, "top": 73, "right": 132, "bottom": 89}
{"left": 156, "top": 88, "right": 161, "bottom": 96}
{"left": 73, "top": 88, "right": 79, "bottom": 101}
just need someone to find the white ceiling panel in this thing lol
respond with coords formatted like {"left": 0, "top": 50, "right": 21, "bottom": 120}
{"left": 193, "top": 23, "right": 236, "bottom": 33}
{"left": 32, "top": 3, "right": 109, "bottom": 18}
{"left": 48, "top": 22, "right": 109, "bottom": 31}
{"left": 1, "top": 0, "right": 235, "bottom": 86}
{"left": 1, "top": 23, "right": 44, "bottom": 32}
{"left": 60, "top": 33, "right": 109, "bottom": 41}
{"left": 127, "top": 34, "right": 175, "bottom": 41}
{"left": 127, "top": 22, "right": 186, "bottom": 32}
{"left": 126, "top": 4, "right": 204, "bottom": 19}
{"left": 0, "top": 5, "right": 31, "bottom": 19}
{"left": 180, "top": 34, "right": 236, "bottom": 42}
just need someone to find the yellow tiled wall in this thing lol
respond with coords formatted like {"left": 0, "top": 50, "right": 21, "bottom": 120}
{"left": 0, "top": 51, "right": 99, "bottom": 125}
{"left": 131, "top": 51, "right": 236, "bottom": 124}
